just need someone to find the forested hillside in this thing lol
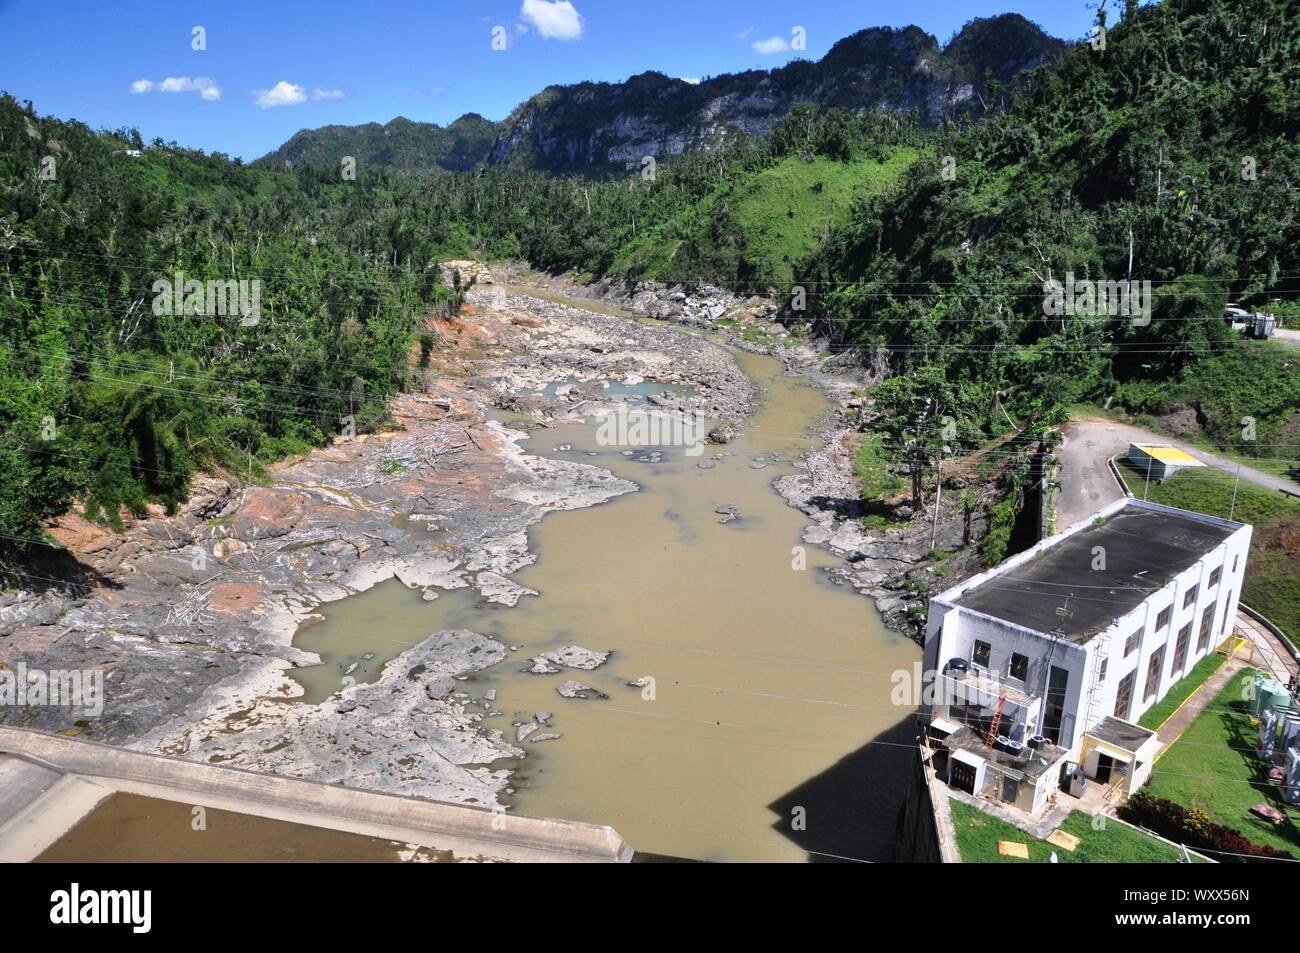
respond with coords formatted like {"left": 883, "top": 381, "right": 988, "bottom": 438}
{"left": 0, "top": 99, "right": 456, "bottom": 556}
{"left": 799, "top": 0, "right": 1300, "bottom": 461}
{"left": 261, "top": 113, "right": 499, "bottom": 173}
{"left": 2, "top": 0, "right": 1298, "bottom": 573}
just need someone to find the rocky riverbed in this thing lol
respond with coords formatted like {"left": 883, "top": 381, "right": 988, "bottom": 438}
{"left": 520, "top": 269, "right": 984, "bottom": 634}
{"left": 0, "top": 272, "right": 969, "bottom": 814}
{"left": 0, "top": 283, "right": 752, "bottom": 805}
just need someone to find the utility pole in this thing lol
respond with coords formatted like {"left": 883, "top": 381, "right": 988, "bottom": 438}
{"left": 1230, "top": 463, "right": 1242, "bottom": 521}
{"left": 931, "top": 457, "right": 943, "bottom": 550}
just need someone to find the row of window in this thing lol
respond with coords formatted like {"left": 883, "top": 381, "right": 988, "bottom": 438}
{"left": 971, "top": 640, "right": 1030, "bottom": 682}
{"left": 1125, "top": 560, "right": 1230, "bottom": 659}
{"left": 1115, "top": 600, "right": 1223, "bottom": 719}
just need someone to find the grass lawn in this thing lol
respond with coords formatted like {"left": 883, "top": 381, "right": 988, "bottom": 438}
{"left": 1122, "top": 461, "right": 1300, "bottom": 644}
{"left": 727, "top": 148, "right": 920, "bottom": 284}
{"left": 1145, "top": 667, "right": 1300, "bottom": 856}
{"left": 1139, "top": 654, "right": 1227, "bottom": 730}
{"left": 949, "top": 800, "right": 1197, "bottom": 863}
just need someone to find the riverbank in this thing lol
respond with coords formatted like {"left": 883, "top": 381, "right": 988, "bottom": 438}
{"left": 0, "top": 283, "right": 754, "bottom": 807}
{"left": 527, "top": 268, "right": 991, "bottom": 638}
{"left": 0, "top": 273, "right": 951, "bottom": 859}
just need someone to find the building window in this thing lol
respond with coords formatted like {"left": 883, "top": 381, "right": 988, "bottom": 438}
{"left": 1208, "top": 565, "right": 1221, "bottom": 589}
{"left": 1197, "top": 606, "right": 1214, "bottom": 652}
{"left": 1115, "top": 670, "right": 1136, "bottom": 721}
{"left": 1233, "top": 555, "right": 1238, "bottom": 573}
{"left": 1042, "top": 666, "right": 1070, "bottom": 745}
{"left": 972, "top": 640, "right": 991, "bottom": 668}
{"left": 1098, "top": 658, "right": 1108, "bottom": 684}
{"left": 1156, "top": 606, "right": 1172, "bottom": 632}
{"left": 1144, "top": 646, "right": 1166, "bottom": 702}
{"left": 1172, "top": 623, "right": 1192, "bottom": 678}
{"left": 1009, "top": 653, "right": 1029, "bottom": 681}
{"left": 1124, "top": 630, "right": 1140, "bottom": 656}
{"left": 1183, "top": 587, "right": 1197, "bottom": 609}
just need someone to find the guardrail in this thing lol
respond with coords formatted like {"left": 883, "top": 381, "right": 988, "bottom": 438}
{"left": 1239, "top": 602, "right": 1300, "bottom": 666}
{"left": 1108, "top": 452, "right": 1135, "bottom": 498}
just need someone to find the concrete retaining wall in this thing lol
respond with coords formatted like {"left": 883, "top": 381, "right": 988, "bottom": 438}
{"left": 0, "top": 726, "right": 633, "bottom": 863}
{"left": 894, "top": 732, "right": 960, "bottom": 863}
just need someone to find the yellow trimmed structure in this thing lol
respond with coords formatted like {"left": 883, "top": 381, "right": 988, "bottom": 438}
{"left": 1128, "top": 444, "right": 1206, "bottom": 482}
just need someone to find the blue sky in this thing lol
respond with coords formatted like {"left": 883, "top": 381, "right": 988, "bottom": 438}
{"left": 0, "top": 0, "right": 1104, "bottom": 161}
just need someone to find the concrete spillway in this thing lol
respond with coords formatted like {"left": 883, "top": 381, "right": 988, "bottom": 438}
{"left": 0, "top": 726, "right": 632, "bottom": 863}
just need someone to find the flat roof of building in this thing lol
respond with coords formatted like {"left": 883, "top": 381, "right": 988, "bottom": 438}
{"left": 939, "top": 725, "right": 1068, "bottom": 781}
{"left": 1131, "top": 444, "right": 1204, "bottom": 466}
{"left": 952, "top": 505, "right": 1238, "bottom": 643}
{"left": 1085, "top": 716, "right": 1156, "bottom": 753}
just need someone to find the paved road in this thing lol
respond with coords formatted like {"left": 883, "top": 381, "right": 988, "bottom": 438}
{"left": 1235, "top": 609, "right": 1299, "bottom": 680}
{"left": 1274, "top": 327, "right": 1300, "bottom": 350}
{"left": 1055, "top": 415, "right": 1300, "bottom": 531}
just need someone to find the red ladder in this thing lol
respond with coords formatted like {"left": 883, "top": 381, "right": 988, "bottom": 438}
{"left": 985, "top": 691, "right": 1007, "bottom": 746}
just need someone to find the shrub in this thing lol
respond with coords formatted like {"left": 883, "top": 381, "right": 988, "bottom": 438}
{"left": 1118, "top": 790, "right": 1293, "bottom": 862}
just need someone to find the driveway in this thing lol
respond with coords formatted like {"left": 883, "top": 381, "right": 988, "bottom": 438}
{"left": 1054, "top": 415, "right": 1300, "bottom": 531}
{"left": 1274, "top": 327, "right": 1300, "bottom": 350}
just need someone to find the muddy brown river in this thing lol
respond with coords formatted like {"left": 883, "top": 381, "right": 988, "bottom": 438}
{"left": 290, "top": 314, "right": 920, "bottom": 862}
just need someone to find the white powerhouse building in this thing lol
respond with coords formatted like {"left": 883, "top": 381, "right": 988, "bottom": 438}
{"left": 923, "top": 497, "right": 1251, "bottom": 815}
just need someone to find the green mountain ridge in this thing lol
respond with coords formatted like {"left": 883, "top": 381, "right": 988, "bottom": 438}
{"left": 260, "top": 112, "right": 498, "bottom": 173}
{"left": 265, "top": 13, "right": 1065, "bottom": 175}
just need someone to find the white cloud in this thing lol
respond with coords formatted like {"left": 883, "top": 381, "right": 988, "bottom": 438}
{"left": 734, "top": 26, "right": 755, "bottom": 40}
{"left": 312, "top": 87, "right": 345, "bottom": 101}
{"left": 519, "top": 0, "right": 583, "bottom": 41}
{"left": 752, "top": 35, "right": 791, "bottom": 55}
{"left": 679, "top": 77, "right": 701, "bottom": 85}
{"left": 131, "top": 76, "right": 221, "bottom": 101}
{"left": 254, "top": 81, "right": 308, "bottom": 108}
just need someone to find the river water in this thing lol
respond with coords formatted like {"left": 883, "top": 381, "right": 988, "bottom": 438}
{"left": 290, "top": 306, "right": 920, "bottom": 862}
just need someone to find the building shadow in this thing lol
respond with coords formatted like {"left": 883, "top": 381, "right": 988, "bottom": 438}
{"left": 767, "top": 711, "right": 918, "bottom": 863}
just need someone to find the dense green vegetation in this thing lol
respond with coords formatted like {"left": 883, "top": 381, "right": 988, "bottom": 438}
{"left": 799, "top": 0, "right": 1300, "bottom": 490}
{"left": 612, "top": 145, "right": 921, "bottom": 287}
{"left": 1125, "top": 461, "right": 1300, "bottom": 642}
{"left": 1114, "top": 340, "right": 1300, "bottom": 466}
{"left": 1, "top": 0, "right": 1297, "bottom": 579}
{"left": 1146, "top": 668, "right": 1300, "bottom": 855}
{"left": 949, "top": 800, "right": 1199, "bottom": 862}
{"left": 260, "top": 114, "right": 499, "bottom": 174}
{"left": 0, "top": 96, "right": 455, "bottom": 556}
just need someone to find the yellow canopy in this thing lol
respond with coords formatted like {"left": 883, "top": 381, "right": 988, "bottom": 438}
{"left": 1133, "top": 445, "right": 1203, "bottom": 465}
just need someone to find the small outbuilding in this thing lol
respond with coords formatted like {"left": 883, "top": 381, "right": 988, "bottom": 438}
{"left": 1128, "top": 444, "right": 1205, "bottom": 482}
{"left": 1079, "top": 716, "right": 1160, "bottom": 797}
